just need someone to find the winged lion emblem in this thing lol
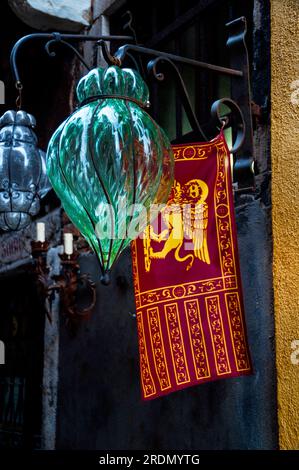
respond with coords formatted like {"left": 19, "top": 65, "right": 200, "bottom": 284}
{"left": 143, "top": 178, "right": 210, "bottom": 272}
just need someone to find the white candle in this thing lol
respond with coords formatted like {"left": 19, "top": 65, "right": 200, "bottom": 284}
{"left": 36, "top": 222, "right": 45, "bottom": 242}
{"left": 64, "top": 233, "right": 73, "bottom": 255}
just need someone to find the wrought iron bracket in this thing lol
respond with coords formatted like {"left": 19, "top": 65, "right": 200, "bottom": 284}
{"left": 10, "top": 32, "right": 133, "bottom": 105}
{"left": 226, "top": 17, "right": 255, "bottom": 191}
{"left": 97, "top": 16, "right": 255, "bottom": 191}
{"left": 31, "top": 241, "right": 96, "bottom": 332}
{"left": 10, "top": 17, "right": 255, "bottom": 193}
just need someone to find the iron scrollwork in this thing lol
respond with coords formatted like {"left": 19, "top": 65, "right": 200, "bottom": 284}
{"left": 10, "top": 17, "right": 255, "bottom": 191}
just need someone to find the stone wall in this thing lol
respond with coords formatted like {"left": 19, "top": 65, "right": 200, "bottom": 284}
{"left": 271, "top": 0, "right": 299, "bottom": 450}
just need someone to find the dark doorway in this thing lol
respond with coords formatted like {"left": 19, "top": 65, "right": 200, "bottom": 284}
{"left": 0, "top": 270, "right": 44, "bottom": 449}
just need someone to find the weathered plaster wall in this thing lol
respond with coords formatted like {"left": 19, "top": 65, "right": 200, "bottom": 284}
{"left": 8, "top": 0, "right": 92, "bottom": 31}
{"left": 271, "top": 0, "right": 299, "bottom": 450}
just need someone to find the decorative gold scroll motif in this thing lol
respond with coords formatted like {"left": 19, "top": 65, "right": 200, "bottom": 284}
{"left": 136, "top": 311, "right": 156, "bottom": 398}
{"left": 205, "top": 295, "right": 231, "bottom": 375}
{"left": 184, "top": 299, "right": 211, "bottom": 380}
{"left": 214, "top": 143, "right": 236, "bottom": 278}
{"left": 173, "top": 144, "right": 208, "bottom": 161}
{"left": 139, "top": 277, "right": 231, "bottom": 309}
{"left": 164, "top": 303, "right": 190, "bottom": 385}
{"left": 225, "top": 292, "right": 251, "bottom": 371}
{"left": 131, "top": 240, "right": 141, "bottom": 309}
{"left": 147, "top": 307, "right": 171, "bottom": 391}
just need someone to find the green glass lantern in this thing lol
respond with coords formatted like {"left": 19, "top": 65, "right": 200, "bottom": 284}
{"left": 47, "top": 66, "right": 174, "bottom": 283}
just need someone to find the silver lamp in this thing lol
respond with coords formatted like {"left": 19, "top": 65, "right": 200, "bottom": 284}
{"left": 0, "top": 110, "right": 51, "bottom": 231}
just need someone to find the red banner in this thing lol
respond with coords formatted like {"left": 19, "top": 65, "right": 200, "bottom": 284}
{"left": 131, "top": 131, "right": 252, "bottom": 400}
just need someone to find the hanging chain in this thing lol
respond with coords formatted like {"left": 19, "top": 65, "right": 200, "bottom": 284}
{"left": 15, "top": 81, "right": 23, "bottom": 110}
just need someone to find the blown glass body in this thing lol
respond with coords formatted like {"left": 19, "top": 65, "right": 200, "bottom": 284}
{"left": 47, "top": 66, "right": 174, "bottom": 279}
{"left": 0, "top": 110, "right": 51, "bottom": 231}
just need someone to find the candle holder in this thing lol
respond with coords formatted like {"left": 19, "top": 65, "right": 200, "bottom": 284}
{"left": 53, "top": 252, "right": 97, "bottom": 331}
{"left": 31, "top": 240, "right": 97, "bottom": 332}
{"left": 31, "top": 240, "right": 52, "bottom": 322}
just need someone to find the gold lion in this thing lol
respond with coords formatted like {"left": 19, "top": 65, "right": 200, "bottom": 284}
{"left": 144, "top": 179, "right": 210, "bottom": 272}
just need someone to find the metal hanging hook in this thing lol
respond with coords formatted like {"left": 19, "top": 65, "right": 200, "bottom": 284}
{"left": 147, "top": 57, "right": 208, "bottom": 141}
{"left": 122, "top": 11, "right": 138, "bottom": 45}
{"left": 97, "top": 40, "right": 122, "bottom": 66}
{"left": 121, "top": 10, "right": 146, "bottom": 78}
{"left": 15, "top": 80, "right": 23, "bottom": 110}
{"left": 210, "top": 98, "right": 246, "bottom": 153}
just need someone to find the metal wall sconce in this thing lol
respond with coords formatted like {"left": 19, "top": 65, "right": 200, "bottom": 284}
{"left": 31, "top": 223, "right": 96, "bottom": 332}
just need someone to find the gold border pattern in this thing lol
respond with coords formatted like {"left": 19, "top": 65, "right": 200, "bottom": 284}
{"left": 214, "top": 143, "right": 236, "bottom": 278}
{"left": 136, "top": 311, "right": 156, "bottom": 398}
{"left": 172, "top": 144, "right": 208, "bottom": 161}
{"left": 164, "top": 303, "right": 190, "bottom": 385}
{"left": 184, "top": 299, "right": 211, "bottom": 380}
{"left": 205, "top": 295, "right": 231, "bottom": 375}
{"left": 225, "top": 292, "right": 251, "bottom": 371}
{"left": 139, "top": 276, "right": 237, "bottom": 309}
{"left": 147, "top": 307, "right": 171, "bottom": 391}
